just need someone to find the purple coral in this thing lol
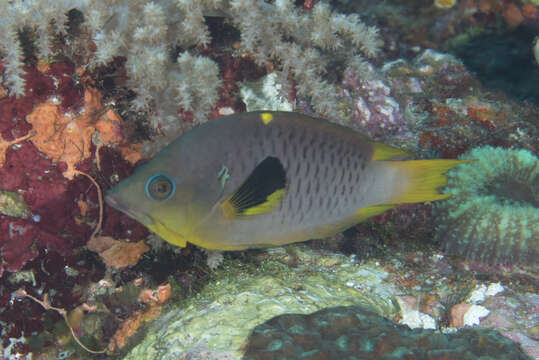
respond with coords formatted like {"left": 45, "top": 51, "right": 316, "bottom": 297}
{"left": 341, "top": 65, "right": 409, "bottom": 140}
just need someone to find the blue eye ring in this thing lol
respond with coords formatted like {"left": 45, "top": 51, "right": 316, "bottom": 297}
{"left": 145, "top": 174, "right": 176, "bottom": 201}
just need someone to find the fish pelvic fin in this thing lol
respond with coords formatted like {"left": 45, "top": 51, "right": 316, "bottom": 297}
{"left": 147, "top": 222, "right": 187, "bottom": 247}
{"left": 384, "top": 159, "right": 474, "bottom": 204}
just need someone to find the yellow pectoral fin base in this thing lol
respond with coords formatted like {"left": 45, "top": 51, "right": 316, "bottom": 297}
{"left": 385, "top": 159, "right": 474, "bottom": 204}
{"left": 147, "top": 222, "right": 187, "bottom": 247}
{"left": 221, "top": 156, "right": 286, "bottom": 219}
{"left": 242, "top": 189, "right": 286, "bottom": 215}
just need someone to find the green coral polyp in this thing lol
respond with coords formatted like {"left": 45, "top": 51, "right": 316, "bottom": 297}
{"left": 435, "top": 146, "right": 539, "bottom": 265}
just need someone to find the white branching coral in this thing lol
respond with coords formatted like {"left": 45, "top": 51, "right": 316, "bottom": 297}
{"left": 175, "top": 52, "right": 221, "bottom": 117}
{"left": 0, "top": 0, "right": 380, "bottom": 129}
{"left": 227, "top": 0, "right": 380, "bottom": 117}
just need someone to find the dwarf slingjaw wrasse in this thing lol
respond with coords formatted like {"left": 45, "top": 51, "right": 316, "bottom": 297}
{"left": 105, "top": 111, "right": 468, "bottom": 250}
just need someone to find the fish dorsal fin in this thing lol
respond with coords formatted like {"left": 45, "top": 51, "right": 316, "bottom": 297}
{"left": 221, "top": 156, "right": 286, "bottom": 219}
{"left": 371, "top": 142, "right": 411, "bottom": 160}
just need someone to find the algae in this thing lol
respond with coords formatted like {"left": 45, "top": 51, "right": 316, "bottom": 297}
{"left": 0, "top": 190, "right": 30, "bottom": 218}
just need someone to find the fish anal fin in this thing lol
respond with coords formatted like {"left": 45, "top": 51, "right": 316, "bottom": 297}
{"left": 220, "top": 156, "right": 286, "bottom": 219}
{"left": 354, "top": 204, "right": 396, "bottom": 222}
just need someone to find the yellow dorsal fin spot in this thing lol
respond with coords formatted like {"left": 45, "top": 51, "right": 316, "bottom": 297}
{"left": 372, "top": 142, "right": 411, "bottom": 160}
{"left": 260, "top": 112, "right": 273, "bottom": 124}
{"left": 385, "top": 159, "right": 474, "bottom": 204}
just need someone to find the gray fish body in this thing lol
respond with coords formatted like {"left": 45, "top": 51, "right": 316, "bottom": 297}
{"left": 193, "top": 113, "right": 387, "bottom": 248}
{"left": 137, "top": 112, "right": 401, "bottom": 249}
{"left": 106, "top": 111, "right": 464, "bottom": 251}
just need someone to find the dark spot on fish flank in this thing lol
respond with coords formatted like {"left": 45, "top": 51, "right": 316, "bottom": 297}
{"left": 360, "top": 160, "right": 366, "bottom": 171}
{"left": 328, "top": 142, "right": 335, "bottom": 151}
{"left": 291, "top": 142, "right": 298, "bottom": 158}
{"left": 319, "top": 195, "right": 324, "bottom": 208}
{"left": 314, "top": 163, "right": 320, "bottom": 178}
{"left": 338, "top": 156, "right": 343, "bottom": 167}
{"left": 309, "top": 134, "right": 316, "bottom": 148}
{"left": 299, "top": 211, "right": 305, "bottom": 223}
{"left": 331, "top": 185, "right": 340, "bottom": 212}
{"left": 315, "top": 180, "right": 320, "bottom": 194}
{"left": 308, "top": 194, "right": 313, "bottom": 210}
{"left": 323, "top": 164, "right": 329, "bottom": 179}
{"left": 305, "top": 161, "right": 311, "bottom": 178}
{"left": 302, "top": 145, "right": 308, "bottom": 160}
{"left": 341, "top": 183, "right": 346, "bottom": 196}
{"left": 276, "top": 126, "right": 284, "bottom": 139}
{"left": 330, "top": 151, "right": 335, "bottom": 164}
{"left": 294, "top": 160, "right": 301, "bottom": 176}
{"left": 355, "top": 171, "right": 360, "bottom": 183}
{"left": 288, "top": 130, "right": 295, "bottom": 142}
{"left": 297, "top": 195, "right": 303, "bottom": 214}
{"left": 306, "top": 180, "right": 311, "bottom": 194}
{"left": 325, "top": 195, "right": 331, "bottom": 210}
{"left": 340, "top": 166, "right": 346, "bottom": 188}
{"left": 347, "top": 170, "right": 353, "bottom": 184}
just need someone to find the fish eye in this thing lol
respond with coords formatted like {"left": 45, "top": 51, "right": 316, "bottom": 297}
{"left": 145, "top": 174, "right": 176, "bottom": 201}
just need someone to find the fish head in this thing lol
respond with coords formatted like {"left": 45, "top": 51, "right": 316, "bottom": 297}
{"left": 105, "top": 150, "right": 204, "bottom": 248}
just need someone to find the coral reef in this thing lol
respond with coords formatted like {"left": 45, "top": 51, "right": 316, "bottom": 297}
{"left": 86, "top": 236, "right": 150, "bottom": 269}
{"left": 372, "top": 49, "right": 538, "bottom": 157}
{"left": 339, "top": 63, "right": 409, "bottom": 140}
{"left": 122, "top": 246, "right": 400, "bottom": 359}
{"left": 243, "top": 305, "right": 532, "bottom": 360}
{"left": 435, "top": 146, "right": 539, "bottom": 265}
{"left": 0, "top": 1, "right": 537, "bottom": 358}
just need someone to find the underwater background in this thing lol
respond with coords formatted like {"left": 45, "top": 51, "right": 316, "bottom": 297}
{"left": 0, "top": 0, "right": 537, "bottom": 359}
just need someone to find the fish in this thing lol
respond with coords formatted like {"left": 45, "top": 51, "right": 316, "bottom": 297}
{"left": 105, "top": 111, "right": 467, "bottom": 251}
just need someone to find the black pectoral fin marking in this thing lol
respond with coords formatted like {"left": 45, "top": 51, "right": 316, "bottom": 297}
{"left": 221, "top": 156, "right": 287, "bottom": 218}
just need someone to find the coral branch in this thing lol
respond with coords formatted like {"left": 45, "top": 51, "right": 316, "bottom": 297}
{"left": 73, "top": 170, "right": 103, "bottom": 240}
{"left": 13, "top": 289, "right": 106, "bottom": 354}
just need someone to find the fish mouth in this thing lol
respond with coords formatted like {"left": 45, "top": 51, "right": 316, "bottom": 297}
{"left": 105, "top": 194, "right": 154, "bottom": 226}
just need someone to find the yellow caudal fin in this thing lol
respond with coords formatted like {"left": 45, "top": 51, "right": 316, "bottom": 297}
{"left": 384, "top": 159, "right": 474, "bottom": 204}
